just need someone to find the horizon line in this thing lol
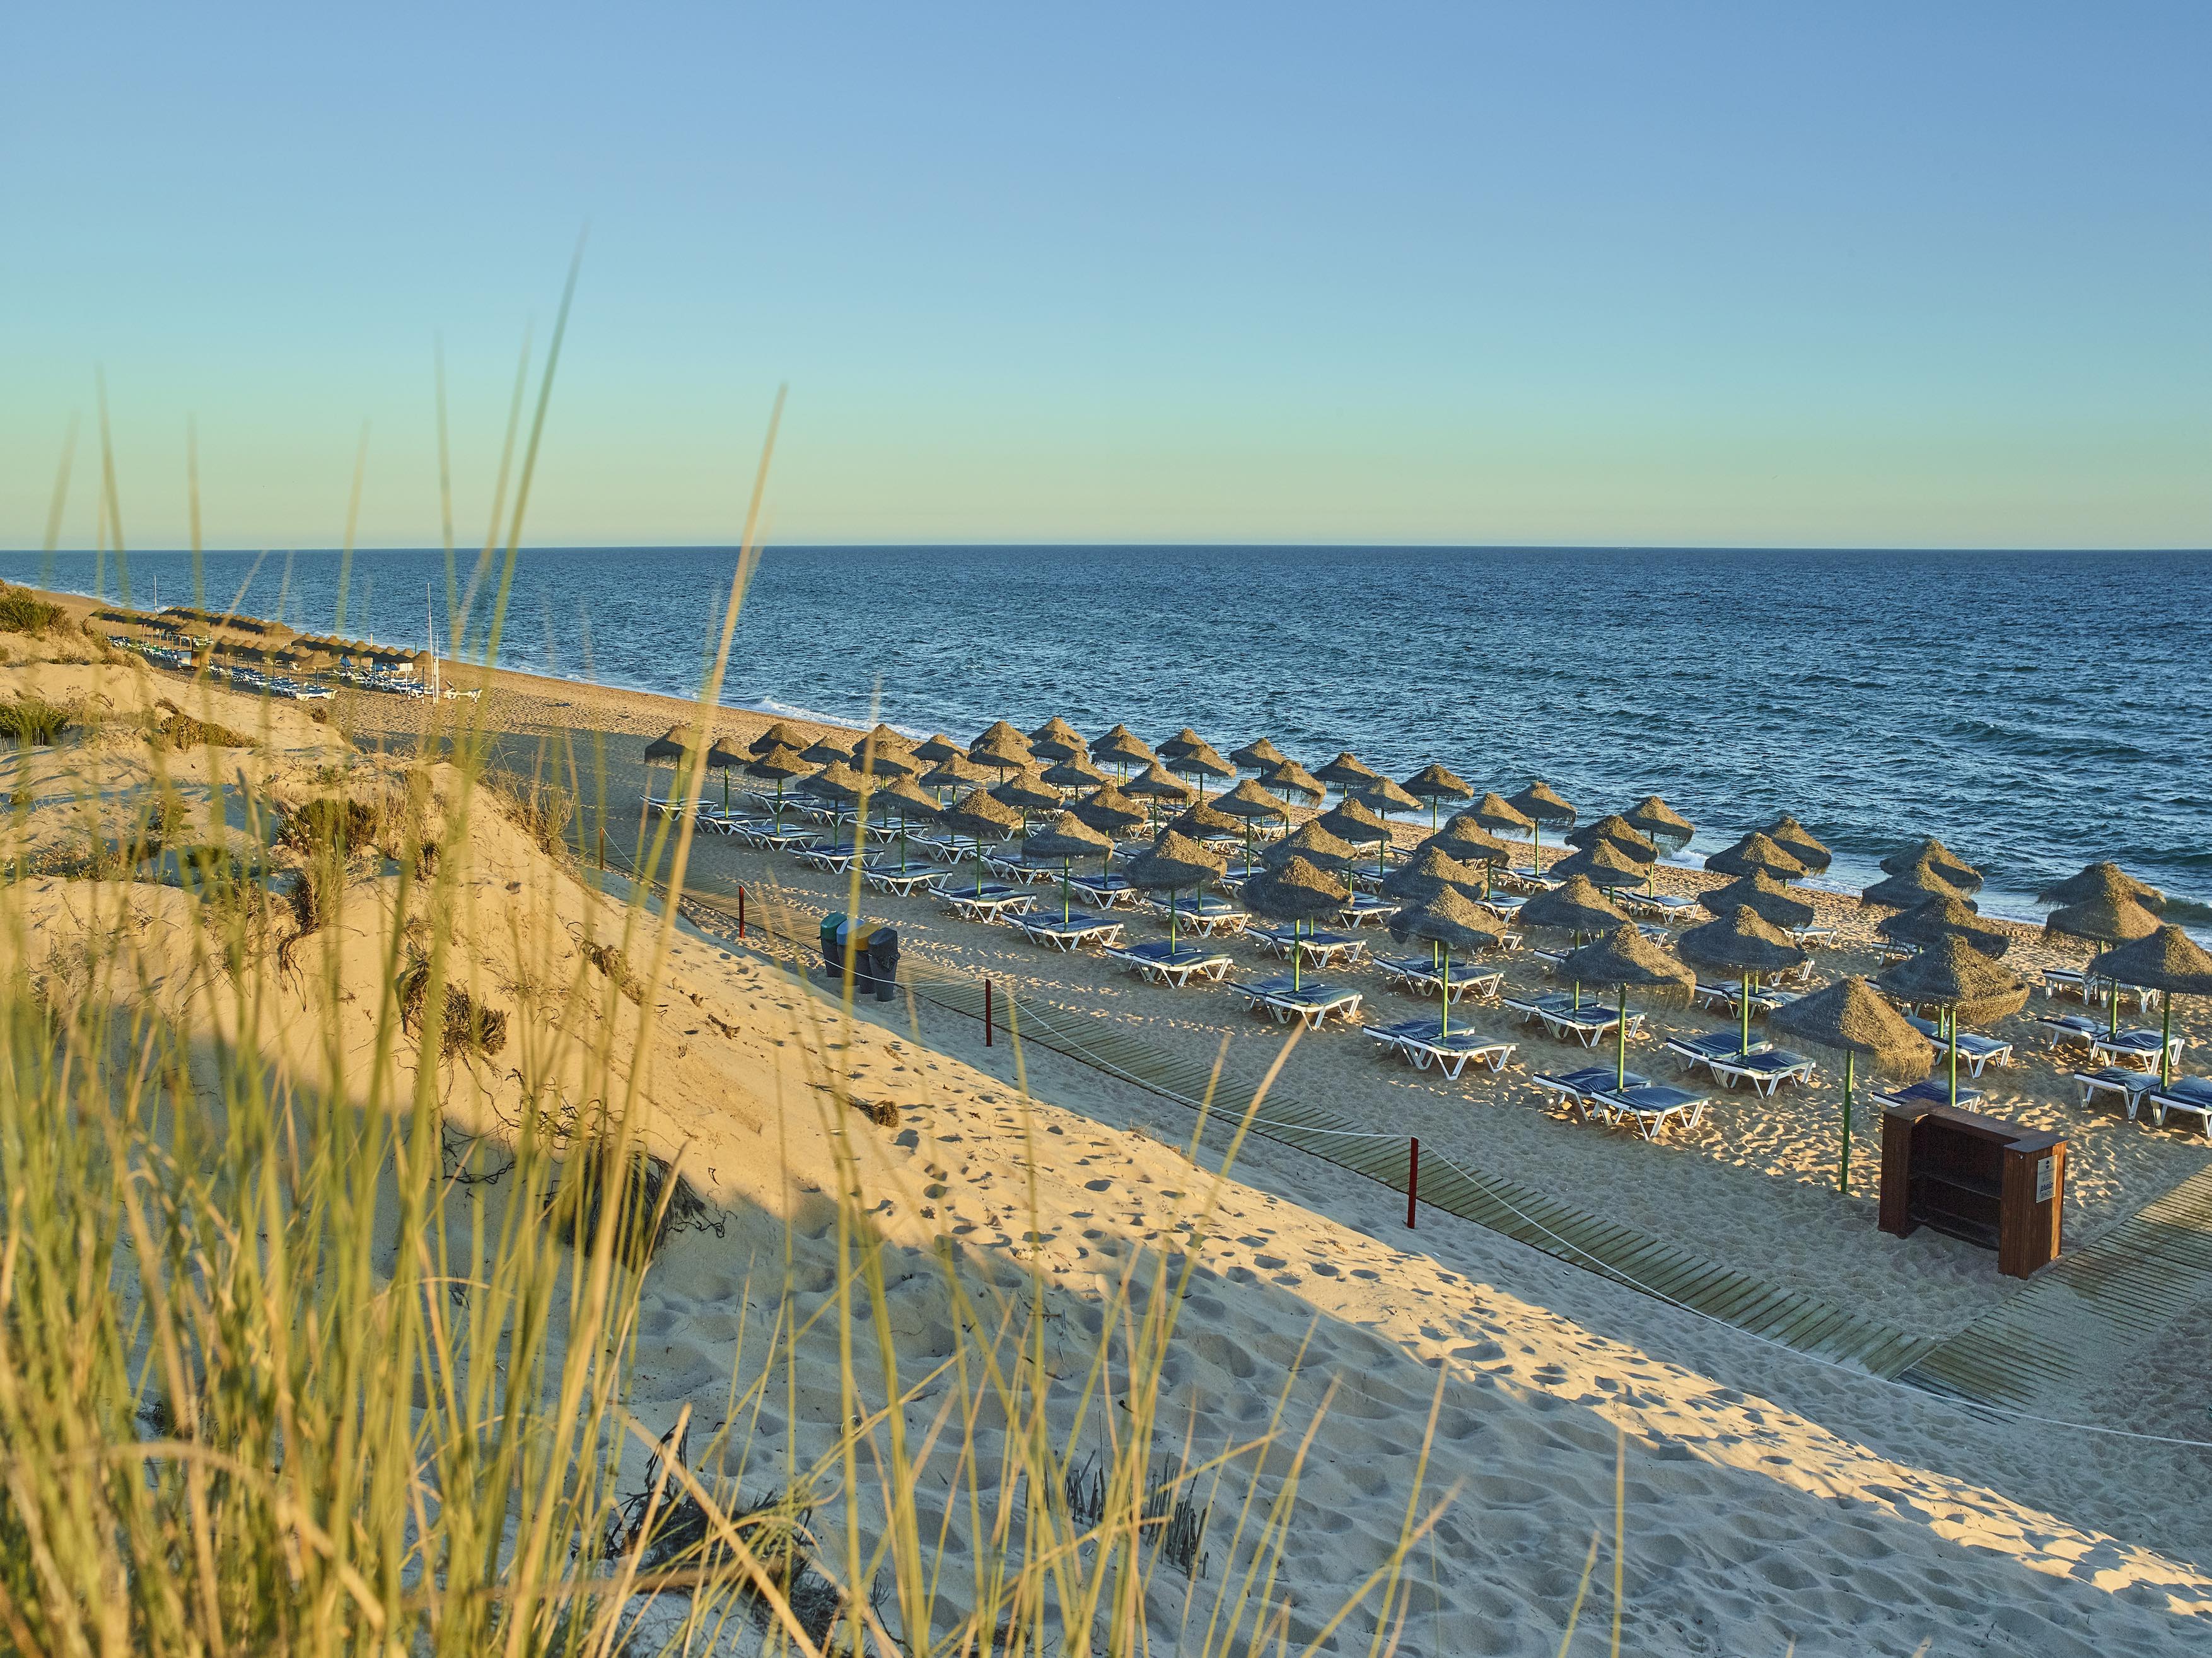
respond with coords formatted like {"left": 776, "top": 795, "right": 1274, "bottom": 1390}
{"left": 9, "top": 540, "right": 2211, "bottom": 557}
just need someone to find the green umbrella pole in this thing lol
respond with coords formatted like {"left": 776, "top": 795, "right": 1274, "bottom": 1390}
{"left": 974, "top": 836, "right": 983, "bottom": 897}
{"left": 1062, "top": 857, "right": 1071, "bottom": 924}
{"left": 1441, "top": 950, "right": 1452, "bottom": 1038}
{"left": 722, "top": 769, "right": 730, "bottom": 811}
{"left": 1616, "top": 984, "right": 1629, "bottom": 1089}
{"left": 1948, "top": 1007, "right": 1960, "bottom": 1107}
{"left": 1839, "top": 1053, "right": 1855, "bottom": 1194}
{"left": 1293, "top": 918, "right": 1303, "bottom": 992}
{"left": 2162, "top": 994, "right": 2174, "bottom": 1087}
{"left": 1169, "top": 887, "right": 1179, "bottom": 951}
{"left": 2109, "top": 963, "right": 2121, "bottom": 1039}
{"left": 1741, "top": 974, "right": 1752, "bottom": 1053}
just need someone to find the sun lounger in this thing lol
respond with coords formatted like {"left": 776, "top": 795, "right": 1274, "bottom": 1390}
{"left": 1704, "top": 1048, "right": 1817, "bottom": 1095}
{"left": 1790, "top": 925, "right": 1836, "bottom": 947}
{"left": 1871, "top": 1079, "right": 1986, "bottom": 1111}
{"left": 2071, "top": 1066, "right": 2160, "bottom": 1115}
{"left": 1150, "top": 896, "right": 1249, "bottom": 936}
{"left": 1246, "top": 925, "right": 1370, "bottom": 967}
{"left": 1902, "top": 1015, "right": 2014, "bottom": 1075}
{"left": 742, "top": 826, "right": 820, "bottom": 851}
{"left": 1589, "top": 1084, "right": 1711, "bottom": 1140}
{"left": 793, "top": 843, "right": 868, "bottom": 872}
{"left": 1006, "top": 912, "right": 1126, "bottom": 952}
{"left": 1617, "top": 891, "right": 1697, "bottom": 920}
{"left": 1373, "top": 956, "right": 1504, "bottom": 1003}
{"left": 1064, "top": 873, "right": 1142, "bottom": 909}
{"left": 2089, "top": 1029, "right": 2184, "bottom": 1071}
{"left": 1103, "top": 939, "right": 1235, "bottom": 987}
{"left": 1532, "top": 1065, "right": 1651, "bottom": 1113}
{"left": 936, "top": 885, "right": 1039, "bottom": 922}
{"left": 2040, "top": 967, "right": 2147, "bottom": 1008}
{"left": 861, "top": 863, "right": 943, "bottom": 896}
{"left": 2143, "top": 1077, "right": 2212, "bottom": 1138}
{"left": 1336, "top": 895, "right": 1399, "bottom": 928}
{"left": 1664, "top": 1030, "right": 1770, "bottom": 1077}
{"left": 1365, "top": 1019, "right": 1516, "bottom": 1078}
{"left": 1513, "top": 995, "right": 1639, "bottom": 1046}
{"left": 1227, "top": 976, "right": 1364, "bottom": 1029}
{"left": 1502, "top": 992, "right": 1580, "bottom": 1025}
{"left": 1695, "top": 980, "right": 1799, "bottom": 1017}
{"left": 2032, "top": 1012, "right": 2104, "bottom": 1048}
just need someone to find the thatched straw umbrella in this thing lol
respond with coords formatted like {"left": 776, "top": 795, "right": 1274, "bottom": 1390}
{"left": 1508, "top": 781, "right": 1576, "bottom": 872}
{"left": 2039, "top": 860, "right": 2163, "bottom": 913}
{"left": 1882, "top": 838, "right": 1982, "bottom": 895}
{"left": 862, "top": 721, "right": 911, "bottom": 754}
{"left": 705, "top": 737, "right": 748, "bottom": 810}
{"left": 1318, "top": 796, "right": 1394, "bottom": 879}
{"left": 1879, "top": 896, "right": 2013, "bottom": 960}
{"left": 875, "top": 776, "right": 941, "bottom": 872}
{"left": 1314, "top": 752, "right": 1380, "bottom": 798}
{"left": 800, "top": 758, "right": 870, "bottom": 807}
{"left": 1171, "top": 740, "right": 1235, "bottom": 801}
{"left": 799, "top": 737, "right": 853, "bottom": 768}
{"left": 1704, "top": 831, "right": 1807, "bottom": 882}
{"left": 1213, "top": 776, "right": 1291, "bottom": 863}
{"left": 991, "top": 769, "right": 1065, "bottom": 836}
{"left": 1359, "top": 776, "right": 1423, "bottom": 824}
{"left": 1388, "top": 887, "right": 1507, "bottom": 1036}
{"left": 940, "top": 788, "right": 1025, "bottom": 896}
{"left": 1261, "top": 759, "right": 1327, "bottom": 804}
{"left": 1263, "top": 821, "right": 1362, "bottom": 872}
{"left": 1769, "top": 978, "right": 1933, "bottom": 1193}
{"left": 1624, "top": 795, "right": 1695, "bottom": 844}
{"left": 748, "top": 721, "right": 805, "bottom": 756}
{"left": 743, "top": 742, "right": 812, "bottom": 829}
{"left": 1028, "top": 716, "right": 1087, "bottom": 758}
{"left": 1229, "top": 737, "right": 1289, "bottom": 772}
{"left": 1762, "top": 815, "right": 1833, "bottom": 873}
{"left": 1701, "top": 870, "right": 1815, "bottom": 931}
{"left": 1122, "top": 830, "right": 1226, "bottom": 951}
{"left": 1122, "top": 762, "right": 1194, "bottom": 836}
{"left": 1565, "top": 813, "right": 1657, "bottom": 863}
{"left": 1401, "top": 764, "right": 1474, "bottom": 829}
{"left": 2088, "top": 926, "right": 2212, "bottom": 1087}
{"left": 1519, "top": 875, "right": 1631, "bottom": 1009}
{"left": 968, "top": 739, "right": 1030, "bottom": 779}
{"left": 1547, "top": 838, "right": 1650, "bottom": 893}
{"left": 1071, "top": 785, "right": 1148, "bottom": 853}
{"left": 1469, "top": 791, "right": 1535, "bottom": 847}
{"left": 1040, "top": 754, "right": 1109, "bottom": 793}
{"left": 1561, "top": 925, "right": 1696, "bottom": 1087}
{"left": 1861, "top": 856, "right": 1973, "bottom": 913}
{"left": 1237, "top": 855, "right": 1351, "bottom": 991}
{"left": 1156, "top": 728, "right": 1208, "bottom": 762}
{"left": 1023, "top": 810, "right": 1114, "bottom": 923}
{"left": 1677, "top": 907, "right": 1808, "bottom": 1052}
{"left": 911, "top": 733, "right": 965, "bottom": 764}
{"left": 1427, "top": 816, "right": 1513, "bottom": 896}
{"left": 1380, "top": 844, "right": 1489, "bottom": 907}
{"left": 972, "top": 720, "right": 1027, "bottom": 754}
{"left": 1166, "top": 799, "right": 1243, "bottom": 842}
{"left": 1875, "top": 937, "right": 2029, "bottom": 1106}
{"left": 919, "top": 754, "right": 994, "bottom": 803}
{"left": 1092, "top": 727, "right": 1156, "bottom": 780}
{"left": 2046, "top": 884, "right": 2163, "bottom": 1036}
{"left": 859, "top": 745, "right": 921, "bottom": 779}
{"left": 644, "top": 723, "right": 699, "bottom": 769}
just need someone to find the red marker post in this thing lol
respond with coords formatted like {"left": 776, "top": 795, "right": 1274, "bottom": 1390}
{"left": 737, "top": 885, "right": 747, "bottom": 939}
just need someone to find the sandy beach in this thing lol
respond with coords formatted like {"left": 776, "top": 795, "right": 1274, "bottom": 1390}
{"left": 9, "top": 587, "right": 2212, "bottom": 1654}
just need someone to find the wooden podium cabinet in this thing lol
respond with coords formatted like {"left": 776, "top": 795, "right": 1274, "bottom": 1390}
{"left": 1879, "top": 1101, "right": 2065, "bottom": 1278}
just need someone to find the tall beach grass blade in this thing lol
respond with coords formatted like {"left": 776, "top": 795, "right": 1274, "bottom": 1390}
{"left": 96, "top": 365, "right": 131, "bottom": 602}
{"left": 332, "top": 421, "right": 371, "bottom": 634}
{"left": 39, "top": 412, "right": 78, "bottom": 585}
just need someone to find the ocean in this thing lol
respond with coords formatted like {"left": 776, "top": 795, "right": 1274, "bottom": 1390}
{"left": 9, "top": 544, "right": 2207, "bottom": 925}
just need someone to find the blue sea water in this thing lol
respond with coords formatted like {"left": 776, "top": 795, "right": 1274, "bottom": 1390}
{"left": 8, "top": 544, "right": 2208, "bottom": 925}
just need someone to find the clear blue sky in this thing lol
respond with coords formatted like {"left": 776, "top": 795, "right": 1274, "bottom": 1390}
{"left": 3, "top": 3, "right": 2206, "bottom": 549}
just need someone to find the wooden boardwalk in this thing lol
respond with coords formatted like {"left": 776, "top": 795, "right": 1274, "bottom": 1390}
{"left": 1897, "top": 1160, "right": 2212, "bottom": 1409}
{"left": 683, "top": 880, "right": 1936, "bottom": 1379}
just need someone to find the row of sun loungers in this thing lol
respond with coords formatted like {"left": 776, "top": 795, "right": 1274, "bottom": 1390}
{"left": 1530, "top": 1067, "right": 1710, "bottom": 1139}
{"left": 1501, "top": 993, "right": 1650, "bottom": 1048}
{"left": 1226, "top": 976, "right": 1365, "bottom": 1029}
{"left": 1366, "top": 1019, "right": 1516, "bottom": 1078}
{"left": 1661, "top": 1030, "right": 1819, "bottom": 1094}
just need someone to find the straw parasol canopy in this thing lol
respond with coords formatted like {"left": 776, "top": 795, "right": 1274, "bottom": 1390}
{"left": 1877, "top": 936, "right": 2029, "bottom": 1104}
{"left": 745, "top": 742, "right": 811, "bottom": 782}
{"left": 799, "top": 760, "right": 870, "bottom": 804}
{"left": 644, "top": 725, "right": 701, "bottom": 766}
{"left": 1214, "top": 776, "right": 1291, "bottom": 824}
{"left": 1263, "top": 821, "right": 1362, "bottom": 871}
{"left": 2088, "top": 926, "right": 2212, "bottom": 1086}
{"left": 1358, "top": 776, "right": 1423, "bottom": 818}
{"left": 1023, "top": 810, "right": 1114, "bottom": 921}
{"left": 1122, "top": 762, "right": 1194, "bottom": 803}
{"left": 1314, "top": 752, "right": 1380, "bottom": 792}
{"left": 1380, "top": 844, "right": 1489, "bottom": 905}
{"left": 1317, "top": 796, "right": 1390, "bottom": 842}
{"left": 1882, "top": 838, "right": 1982, "bottom": 895}
{"left": 1166, "top": 800, "right": 1242, "bottom": 840}
{"left": 1624, "top": 795, "right": 1695, "bottom": 843}
{"left": 1861, "top": 856, "right": 1974, "bottom": 912}
{"left": 1029, "top": 715, "right": 1086, "bottom": 751}
{"left": 911, "top": 733, "right": 965, "bottom": 764}
{"left": 1547, "top": 838, "right": 1650, "bottom": 890}
{"left": 940, "top": 788, "right": 1023, "bottom": 841}
{"left": 1879, "top": 896, "right": 2014, "bottom": 959}
{"left": 1762, "top": 815, "right": 1833, "bottom": 873}
{"left": 861, "top": 721, "right": 911, "bottom": 754}
{"left": 1260, "top": 760, "right": 1326, "bottom": 803}
{"left": 2046, "top": 886, "right": 2164, "bottom": 1041}
{"left": 1769, "top": 976, "right": 1936, "bottom": 1193}
{"left": 972, "top": 720, "right": 1027, "bottom": 753}
{"left": 1429, "top": 815, "right": 1513, "bottom": 864}
{"left": 1563, "top": 924, "right": 1697, "bottom": 1085}
{"left": 1704, "top": 831, "right": 1807, "bottom": 882}
{"left": 968, "top": 739, "right": 1031, "bottom": 775}
{"left": 1565, "top": 813, "right": 1657, "bottom": 861}
{"left": 1072, "top": 785, "right": 1148, "bottom": 839}
{"left": 991, "top": 771, "right": 1066, "bottom": 822}
{"left": 2039, "top": 861, "right": 2165, "bottom": 914}
{"left": 1875, "top": 936, "right": 2029, "bottom": 1025}
{"left": 1470, "top": 792, "right": 1535, "bottom": 836}
{"left": 858, "top": 745, "right": 921, "bottom": 779}
{"left": 748, "top": 721, "right": 805, "bottom": 756}
{"left": 1229, "top": 737, "right": 1289, "bottom": 771}
{"left": 704, "top": 737, "right": 748, "bottom": 807}
{"left": 1156, "top": 728, "right": 1208, "bottom": 762}
{"left": 1122, "top": 829, "right": 1227, "bottom": 949}
{"left": 1040, "top": 754, "right": 1109, "bottom": 791}
{"left": 1388, "top": 885, "right": 1506, "bottom": 955}
{"left": 1508, "top": 781, "right": 1576, "bottom": 826}
{"left": 876, "top": 776, "right": 941, "bottom": 820}
{"left": 1677, "top": 907, "right": 1808, "bottom": 980}
{"left": 1403, "top": 762, "right": 1473, "bottom": 804}
{"left": 798, "top": 737, "right": 854, "bottom": 767}
{"left": 920, "top": 754, "right": 994, "bottom": 792}
{"left": 1170, "top": 741, "right": 1236, "bottom": 795}
{"left": 1092, "top": 727, "right": 1156, "bottom": 773}
{"left": 1239, "top": 855, "right": 1353, "bottom": 988}
{"left": 1518, "top": 875, "right": 1629, "bottom": 936}
{"left": 1701, "top": 870, "right": 1815, "bottom": 931}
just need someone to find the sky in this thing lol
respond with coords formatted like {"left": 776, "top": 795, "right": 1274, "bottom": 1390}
{"left": 3, "top": 3, "right": 2207, "bottom": 550}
